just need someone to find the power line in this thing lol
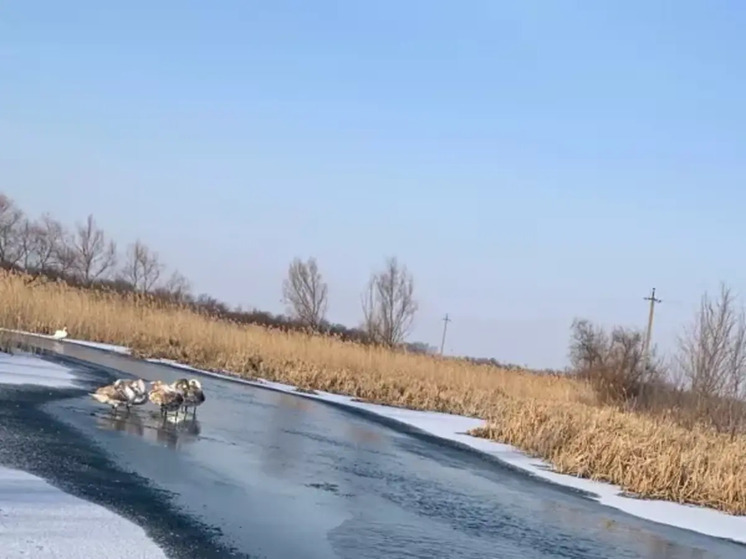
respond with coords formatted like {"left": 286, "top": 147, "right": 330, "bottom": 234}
{"left": 439, "top": 313, "right": 451, "bottom": 355}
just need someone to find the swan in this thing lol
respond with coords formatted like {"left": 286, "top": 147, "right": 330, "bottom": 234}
{"left": 148, "top": 380, "right": 184, "bottom": 417}
{"left": 121, "top": 378, "right": 148, "bottom": 406}
{"left": 171, "top": 378, "right": 206, "bottom": 417}
{"left": 52, "top": 326, "right": 68, "bottom": 340}
{"left": 90, "top": 379, "right": 137, "bottom": 412}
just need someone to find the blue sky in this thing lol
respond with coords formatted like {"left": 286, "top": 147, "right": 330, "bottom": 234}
{"left": 2, "top": 1, "right": 745, "bottom": 369}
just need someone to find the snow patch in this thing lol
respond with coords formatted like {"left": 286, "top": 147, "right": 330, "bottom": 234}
{"left": 0, "top": 352, "right": 78, "bottom": 389}
{"left": 65, "top": 339, "right": 131, "bottom": 354}
{"left": 148, "top": 358, "right": 202, "bottom": 372}
{"left": 0, "top": 466, "right": 168, "bottom": 559}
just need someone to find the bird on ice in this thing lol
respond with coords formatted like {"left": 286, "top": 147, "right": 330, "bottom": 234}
{"left": 52, "top": 326, "right": 68, "bottom": 340}
{"left": 148, "top": 380, "right": 185, "bottom": 417}
{"left": 120, "top": 378, "right": 149, "bottom": 406}
{"left": 90, "top": 379, "right": 142, "bottom": 412}
{"left": 171, "top": 378, "right": 206, "bottom": 417}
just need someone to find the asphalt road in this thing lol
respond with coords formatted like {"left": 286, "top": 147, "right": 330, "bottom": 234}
{"left": 0, "top": 338, "right": 744, "bottom": 559}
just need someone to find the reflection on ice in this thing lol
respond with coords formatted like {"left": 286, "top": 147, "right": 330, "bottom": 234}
{"left": 259, "top": 392, "right": 308, "bottom": 477}
{"left": 94, "top": 408, "right": 201, "bottom": 450}
{"left": 95, "top": 409, "right": 145, "bottom": 437}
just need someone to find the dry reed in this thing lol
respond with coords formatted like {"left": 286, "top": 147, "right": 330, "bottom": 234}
{"left": 1, "top": 271, "right": 744, "bottom": 515}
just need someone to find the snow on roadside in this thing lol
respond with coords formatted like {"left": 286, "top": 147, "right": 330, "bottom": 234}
{"left": 0, "top": 466, "right": 168, "bottom": 559}
{"left": 0, "top": 352, "right": 78, "bottom": 388}
{"left": 64, "top": 338, "right": 131, "bottom": 354}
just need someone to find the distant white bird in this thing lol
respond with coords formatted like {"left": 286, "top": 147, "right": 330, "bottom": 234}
{"left": 172, "top": 378, "right": 206, "bottom": 417}
{"left": 52, "top": 326, "right": 68, "bottom": 340}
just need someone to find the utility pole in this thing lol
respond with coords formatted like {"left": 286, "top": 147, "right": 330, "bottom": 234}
{"left": 439, "top": 313, "right": 451, "bottom": 355}
{"left": 642, "top": 287, "right": 662, "bottom": 370}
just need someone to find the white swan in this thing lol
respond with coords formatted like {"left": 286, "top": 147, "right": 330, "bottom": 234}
{"left": 52, "top": 326, "right": 68, "bottom": 340}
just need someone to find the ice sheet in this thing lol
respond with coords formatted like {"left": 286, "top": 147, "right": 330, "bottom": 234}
{"left": 147, "top": 361, "right": 746, "bottom": 545}
{"left": 0, "top": 352, "right": 78, "bottom": 388}
{"left": 0, "top": 466, "right": 168, "bottom": 559}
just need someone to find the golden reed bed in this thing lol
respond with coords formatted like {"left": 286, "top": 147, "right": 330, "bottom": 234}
{"left": 2, "top": 272, "right": 744, "bottom": 515}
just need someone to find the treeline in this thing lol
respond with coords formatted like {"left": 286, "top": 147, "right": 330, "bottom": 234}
{"left": 0, "top": 192, "right": 437, "bottom": 352}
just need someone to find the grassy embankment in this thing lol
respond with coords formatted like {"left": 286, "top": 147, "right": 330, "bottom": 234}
{"left": 1, "top": 271, "right": 744, "bottom": 515}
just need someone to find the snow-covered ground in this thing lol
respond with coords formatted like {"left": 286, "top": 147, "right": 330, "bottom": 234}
{"left": 0, "top": 466, "right": 168, "bottom": 559}
{"left": 13, "top": 334, "right": 746, "bottom": 545}
{"left": 0, "top": 350, "right": 168, "bottom": 558}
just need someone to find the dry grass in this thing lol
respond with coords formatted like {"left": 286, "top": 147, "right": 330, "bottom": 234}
{"left": 2, "top": 271, "right": 745, "bottom": 515}
{"left": 472, "top": 399, "right": 746, "bottom": 513}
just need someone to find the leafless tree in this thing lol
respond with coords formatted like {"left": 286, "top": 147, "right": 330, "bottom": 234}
{"left": 361, "top": 256, "right": 418, "bottom": 347}
{"left": 13, "top": 214, "right": 65, "bottom": 272}
{"left": 16, "top": 219, "right": 35, "bottom": 269}
{"left": 675, "top": 283, "right": 746, "bottom": 434}
{"left": 121, "top": 239, "right": 163, "bottom": 292}
{"left": 678, "top": 284, "right": 741, "bottom": 396}
{"left": 55, "top": 242, "right": 80, "bottom": 275}
{"left": 569, "top": 318, "right": 609, "bottom": 370}
{"left": 33, "top": 214, "right": 67, "bottom": 272}
{"left": 281, "top": 256, "right": 328, "bottom": 329}
{"left": 71, "top": 214, "right": 117, "bottom": 283}
{"left": 162, "top": 270, "right": 192, "bottom": 302}
{"left": 0, "top": 194, "right": 24, "bottom": 266}
{"left": 569, "top": 318, "right": 664, "bottom": 405}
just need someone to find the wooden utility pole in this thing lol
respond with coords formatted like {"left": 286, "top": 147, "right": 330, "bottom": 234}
{"left": 439, "top": 313, "right": 451, "bottom": 355}
{"left": 642, "top": 287, "right": 662, "bottom": 369}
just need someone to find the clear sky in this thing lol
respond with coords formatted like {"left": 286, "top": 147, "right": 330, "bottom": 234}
{"left": 2, "top": 1, "right": 746, "bottom": 369}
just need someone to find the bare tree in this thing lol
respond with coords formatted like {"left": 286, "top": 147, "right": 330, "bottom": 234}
{"left": 569, "top": 318, "right": 664, "bottom": 405}
{"left": 16, "top": 219, "right": 35, "bottom": 269}
{"left": 71, "top": 214, "right": 117, "bottom": 283}
{"left": 33, "top": 214, "right": 66, "bottom": 272}
{"left": 13, "top": 214, "right": 65, "bottom": 272}
{"left": 0, "top": 194, "right": 24, "bottom": 266}
{"left": 361, "top": 256, "right": 418, "bottom": 347}
{"left": 568, "top": 318, "right": 609, "bottom": 370}
{"left": 162, "top": 270, "right": 192, "bottom": 302}
{"left": 675, "top": 283, "right": 746, "bottom": 433}
{"left": 281, "top": 256, "right": 328, "bottom": 329}
{"left": 54, "top": 230, "right": 80, "bottom": 276}
{"left": 121, "top": 239, "right": 163, "bottom": 292}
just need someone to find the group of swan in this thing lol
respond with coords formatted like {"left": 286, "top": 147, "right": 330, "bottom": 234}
{"left": 52, "top": 327, "right": 207, "bottom": 418}
{"left": 91, "top": 377, "right": 206, "bottom": 418}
